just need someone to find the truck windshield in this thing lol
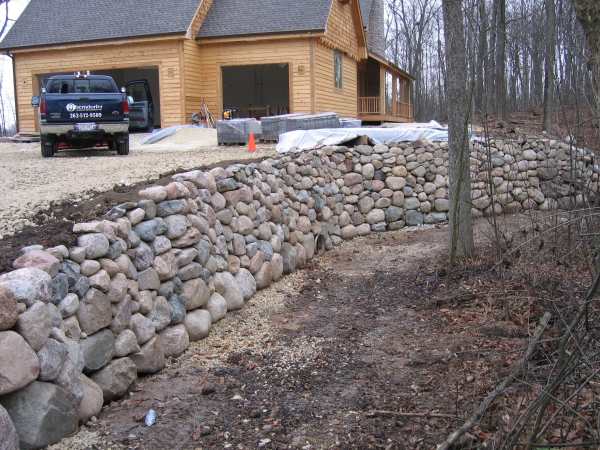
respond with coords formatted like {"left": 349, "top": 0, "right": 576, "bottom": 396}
{"left": 47, "top": 79, "right": 115, "bottom": 94}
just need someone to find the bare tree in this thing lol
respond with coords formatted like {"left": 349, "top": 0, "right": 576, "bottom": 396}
{"left": 542, "top": 0, "right": 556, "bottom": 131}
{"left": 443, "top": 0, "right": 474, "bottom": 263}
{"left": 571, "top": 0, "right": 600, "bottom": 132}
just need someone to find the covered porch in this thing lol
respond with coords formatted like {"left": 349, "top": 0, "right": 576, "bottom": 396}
{"left": 357, "top": 53, "right": 414, "bottom": 123}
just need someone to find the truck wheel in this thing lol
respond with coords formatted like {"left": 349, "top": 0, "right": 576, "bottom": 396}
{"left": 108, "top": 141, "right": 117, "bottom": 151}
{"left": 41, "top": 143, "right": 56, "bottom": 157}
{"left": 117, "top": 139, "right": 129, "bottom": 156}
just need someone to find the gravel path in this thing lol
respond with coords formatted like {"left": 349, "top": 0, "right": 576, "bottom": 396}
{"left": 0, "top": 132, "right": 278, "bottom": 238}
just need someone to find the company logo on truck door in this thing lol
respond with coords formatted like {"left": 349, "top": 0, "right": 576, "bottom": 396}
{"left": 66, "top": 103, "right": 103, "bottom": 112}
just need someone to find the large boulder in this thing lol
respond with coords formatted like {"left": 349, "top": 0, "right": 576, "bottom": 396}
{"left": 0, "top": 404, "right": 19, "bottom": 450}
{"left": 234, "top": 268, "right": 256, "bottom": 301}
{"left": 213, "top": 272, "right": 244, "bottom": 311}
{"left": 159, "top": 325, "right": 189, "bottom": 358}
{"left": 0, "top": 381, "right": 78, "bottom": 450}
{"left": 90, "top": 357, "right": 137, "bottom": 402}
{"left": 12, "top": 250, "right": 60, "bottom": 278}
{"left": 14, "top": 301, "right": 52, "bottom": 352}
{"left": 182, "top": 309, "right": 212, "bottom": 341}
{"left": 0, "top": 268, "right": 53, "bottom": 302}
{"left": 180, "top": 278, "right": 210, "bottom": 310}
{"left": 36, "top": 338, "right": 68, "bottom": 382}
{"left": 80, "top": 329, "right": 116, "bottom": 373}
{"left": 77, "top": 374, "right": 104, "bottom": 424}
{"left": 75, "top": 288, "right": 112, "bottom": 336}
{"left": 129, "top": 335, "right": 165, "bottom": 374}
{"left": 205, "top": 292, "right": 227, "bottom": 323}
{"left": 0, "top": 331, "right": 39, "bottom": 396}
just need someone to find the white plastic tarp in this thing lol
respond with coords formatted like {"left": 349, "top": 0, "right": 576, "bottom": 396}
{"left": 275, "top": 120, "right": 471, "bottom": 153}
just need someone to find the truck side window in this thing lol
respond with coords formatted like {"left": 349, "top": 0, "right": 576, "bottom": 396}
{"left": 61, "top": 83, "right": 68, "bottom": 94}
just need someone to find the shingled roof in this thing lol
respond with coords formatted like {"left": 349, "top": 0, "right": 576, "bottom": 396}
{"left": 359, "top": 0, "right": 374, "bottom": 25}
{"left": 196, "top": 0, "right": 333, "bottom": 39}
{"left": 0, "top": 0, "right": 201, "bottom": 50}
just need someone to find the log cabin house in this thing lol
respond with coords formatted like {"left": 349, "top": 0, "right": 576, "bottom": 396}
{"left": 0, "top": 0, "right": 414, "bottom": 132}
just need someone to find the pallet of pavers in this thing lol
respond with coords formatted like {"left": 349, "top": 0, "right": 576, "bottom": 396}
{"left": 281, "top": 112, "right": 340, "bottom": 133}
{"left": 217, "top": 119, "right": 262, "bottom": 145}
{"left": 260, "top": 113, "right": 308, "bottom": 141}
{"left": 339, "top": 118, "right": 362, "bottom": 128}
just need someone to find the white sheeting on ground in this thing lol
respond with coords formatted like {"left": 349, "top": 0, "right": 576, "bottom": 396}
{"left": 275, "top": 120, "right": 472, "bottom": 153}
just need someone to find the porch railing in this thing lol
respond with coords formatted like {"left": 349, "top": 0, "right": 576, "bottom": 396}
{"left": 358, "top": 97, "right": 413, "bottom": 119}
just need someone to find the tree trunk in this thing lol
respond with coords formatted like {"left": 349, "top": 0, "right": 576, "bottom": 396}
{"left": 486, "top": 0, "right": 498, "bottom": 115}
{"left": 571, "top": 0, "right": 600, "bottom": 132}
{"left": 542, "top": 0, "right": 557, "bottom": 131}
{"left": 442, "top": 0, "right": 474, "bottom": 260}
{"left": 495, "top": 0, "right": 507, "bottom": 121}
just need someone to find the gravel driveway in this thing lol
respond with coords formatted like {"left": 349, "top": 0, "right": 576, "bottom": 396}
{"left": 0, "top": 133, "right": 277, "bottom": 238}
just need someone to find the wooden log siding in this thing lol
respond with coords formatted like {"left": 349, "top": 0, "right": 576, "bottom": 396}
{"left": 321, "top": 0, "right": 361, "bottom": 60}
{"left": 13, "top": 38, "right": 185, "bottom": 132}
{"left": 314, "top": 41, "right": 358, "bottom": 117}
{"left": 198, "top": 39, "right": 313, "bottom": 117}
{"left": 183, "top": 40, "right": 203, "bottom": 125}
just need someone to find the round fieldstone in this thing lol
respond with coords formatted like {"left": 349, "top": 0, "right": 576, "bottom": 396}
{"left": 77, "top": 233, "right": 109, "bottom": 259}
{"left": 182, "top": 309, "right": 212, "bottom": 342}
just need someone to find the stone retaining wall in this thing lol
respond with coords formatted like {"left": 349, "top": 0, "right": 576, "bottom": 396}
{"left": 0, "top": 136, "right": 596, "bottom": 449}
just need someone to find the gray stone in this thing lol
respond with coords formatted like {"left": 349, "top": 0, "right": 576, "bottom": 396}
{"left": 127, "top": 313, "right": 155, "bottom": 345}
{"left": 147, "top": 296, "right": 172, "bottom": 332}
{"left": 177, "top": 261, "right": 203, "bottom": 281}
{"left": 128, "top": 241, "right": 154, "bottom": 271}
{"left": 69, "top": 275, "right": 90, "bottom": 299}
{"left": 88, "top": 269, "right": 110, "bottom": 292}
{"left": 404, "top": 197, "right": 421, "bottom": 210}
{"left": 75, "top": 288, "right": 112, "bottom": 336}
{"left": 182, "top": 309, "right": 212, "bottom": 342}
{"left": 36, "top": 338, "right": 67, "bottom": 381}
{"left": 434, "top": 198, "right": 450, "bottom": 212}
{"left": 173, "top": 248, "right": 197, "bottom": 267}
{"left": 0, "top": 331, "right": 39, "bottom": 396}
{"left": 50, "top": 273, "right": 69, "bottom": 304}
{"left": 159, "top": 324, "right": 189, "bottom": 358}
{"left": 194, "top": 239, "right": 212, "bottom": 265}
{"left": 385, "top": 205, "right": 404, "bottom": 222}
{"left": 106, "top": 239, "right": 126, "bottom": 260}
{"left": 0, "top": 280, "right": 36, "bottom": 307}
{"left": 106, "top": 273, "right": 129, "bottom": 304}
{"left": 0, "top": 268, "right": 53, "bottom": 303}
{"left": 0, "top": 381, "right": 78, "bottom": 450}
{"left": 80, "top": 329, "right": 115, "bottom": 373}
{"left": 63, "top": 316, "right": 81, "bottom": 342}
{"left": 77, "top": 233, "right": 109, "bottom": 259}
{"left": 156, "top": 199, "right": 188, "bottom": 217}
{"left": 254, "top": 261, "right": 273, "bottom": 290}
{"left": 150, "top": 235, "right": 172, "bottom": 255}
{"left": 214, "top": 272, "right": 244, "bottom": 311}
{"left": 424, "top": 212, "right": 448, "bottom": 224}
{"left": 168, "top": 294, "right": 186, "bottom": 324}
{"left": 114, "top": 329, "right": 140, "bottom": 357}
{"left": 256, "top": 240, "right": 274, "bottom": 261}
{"left": 132, "top": 220, "right": 159, "bottom": 243}
{"left": 181, "top": 278, "right": 210, "bottom": 310}
{"left": 77, "top": 374, "right": 103, "bottom": 424}
{"left": 280, "top": 243, "right": 298, "bottom": 275}
{"left": 163, "top": 214, "right": 188, "bottom": 240}
{"left": 90, "top": 357, "right": 137, "bottom": 402}
{"left": 79, "top": 260, "right": 101, "bottom": 277}
{"left": 153, "top": 252, "right": 179, "bottom": 281}
{"left": 137, "top": 267, "right": 161, "bottom": 291}
{"left": 216, "top": 178, "right": 238, "bottom": 192}
{"left": 46, "top": 302, "right": 65, "bottom": 331}
{"left": 206, "top": 292, "right": 227, "bottom": 323}
{"left": 110, "top": 294, "right": 133, "bottom": 334}
{"left": 405, "top": 210, "right": 424, "bottom": 226}
{"left": 234, "top": 268, "right": 257, "bottom": 301}
{"left": 0, "top": 404, "right": 19, "bottom": 450}
{"left": 54, "top": 359, "right": 83, "bottom": 405}
{"left": 58, "top": 294, "right": 79, "bottom": 318}
{"left": 129, "top": 335, "right": 165, "bottom": 374}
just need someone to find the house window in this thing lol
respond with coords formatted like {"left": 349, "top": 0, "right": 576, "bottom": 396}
{"left": 334, "top": 50, "right": 343, "bottom": 89}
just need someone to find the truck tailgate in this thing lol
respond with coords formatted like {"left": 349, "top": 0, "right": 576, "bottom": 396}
{"left": 45, "top": 94, "right": 125, "bottom": 122}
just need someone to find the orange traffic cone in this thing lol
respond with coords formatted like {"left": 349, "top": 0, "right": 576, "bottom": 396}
{"left": 248, "top": 132, "right": 256, "bottom": 152}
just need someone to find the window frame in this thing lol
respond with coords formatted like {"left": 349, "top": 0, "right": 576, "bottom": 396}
{"left": 334, "top": 50, "right": 343, "bottom": 90}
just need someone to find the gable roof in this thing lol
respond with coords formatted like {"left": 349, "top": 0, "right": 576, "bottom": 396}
{"left": 197, "top": 0, "right": 332, "bottom": 39}
{"left": 0, "top": 0, "right": 201, "bottom": 50}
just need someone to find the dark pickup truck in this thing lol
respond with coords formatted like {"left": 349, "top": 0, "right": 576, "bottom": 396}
{"left": 31, "top": 73, "right": 131, "bottom": 157}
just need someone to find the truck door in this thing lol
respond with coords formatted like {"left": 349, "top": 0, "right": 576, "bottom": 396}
{"left": 125, "top": 79, "right": 154, "bottom": 132}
